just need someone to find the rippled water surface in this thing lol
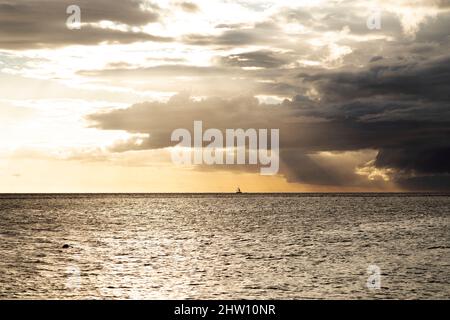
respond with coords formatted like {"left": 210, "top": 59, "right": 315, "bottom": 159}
{"left": 0, "top": 194, "right": 449, "bottom": 299}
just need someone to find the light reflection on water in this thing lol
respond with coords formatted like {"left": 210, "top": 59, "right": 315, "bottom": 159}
{"left": 0, "top": 194, "right": 449, "bottom": 299}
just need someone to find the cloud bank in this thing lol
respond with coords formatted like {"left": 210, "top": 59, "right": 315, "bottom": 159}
{"left": 87, "top": 52, "right": 450, "bottom": 190}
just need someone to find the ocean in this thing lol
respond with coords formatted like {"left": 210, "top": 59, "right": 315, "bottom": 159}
{"left": 0, "top": 193, "right": 449, "bottom": 299}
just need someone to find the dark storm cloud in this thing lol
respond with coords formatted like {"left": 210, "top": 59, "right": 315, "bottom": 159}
{"left": 375, "top": 146, "right": 450, "bottom": 174}
{"left": 395, "top": 175, "right": 450, "bottom": 192}
{"left": 83, "top": 95, "right": 378, "bottom": 188}
{"left": 280, "top": 150, "right": 350, "bottom": 186}
{"left": 295, "top": 53, "right": 450, "bottom": 190}
{"left": 86, "top": 50, "right": 450, "bottom": 191}
{"left": 299, "top": 55, "right": 450, "bottom": 102}
{"left": 0, "top": 0, "right": 167, "bottom": 49}
{"left": 86, "top": 94, "right": 448, "bottom": 189}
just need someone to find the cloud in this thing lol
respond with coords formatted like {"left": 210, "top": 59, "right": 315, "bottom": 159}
{"left": 76, "top": 61, "right": 304, "bottom": 97}
{"left": 299, "top": 54, "right": 450, "bottom": 103}
{"left": 176, "top": 1, "right": 200, "bottom": 13}
{"left": 395, "top": 174, "right": 450, "bottom": 191}
{"left": 0, "top": 0, "right": 168, "bottom": 49}
{"left": 85, "top": 50, "right": 450, "bottom": 190}
{"left": 4, "top": 0, "right": 450, "bottom": 191}
{"left": 78, "top": 64, "right": 230, "bottom": 78}
{"left": 217, "top": 50, "right": 291, "bottom": 68}
{"left": 182, "top": 21, "right": 283, "bottom": 47}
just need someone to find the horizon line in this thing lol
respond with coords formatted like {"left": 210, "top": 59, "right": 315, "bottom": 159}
{"left": 1, "top": 192, "right": 449, "bottom": 195}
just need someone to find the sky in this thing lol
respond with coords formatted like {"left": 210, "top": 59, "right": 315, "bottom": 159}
{"left": 0, "top": 0, "right": 449, "bottom": 192}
